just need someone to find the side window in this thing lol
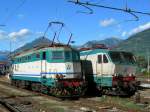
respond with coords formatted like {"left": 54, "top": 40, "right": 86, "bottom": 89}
{"left": 36, "top": 53, "right": 40, "bottom": 59}
{"left": 103, "top": 55, "right": 108, "bottom": 63}
{"left": 65, "top": 51, "right": 71, "bottom": 59}
{"left": 52, "top": 51, "right": 64, "bottom": 59}
{"left": 72, "top": 51, "right": 79, "bottom": 61}
{"left": 28, "top": 56, "right": 31, "bottom": 60}
{"left": 15, "top": 65, "right": 17, "bottom": 71}
{"left": 42, "top": 52, "right": 46, "bottom": 60}
{"left": 19, "top": 58, "right": 21, "bottom": 62}
{"left": 98, "top": 55, "right": 102, "bottom": 63}
{"left": 75, "top": 52, "right": 80, "bottom": 60}
{"left": 17, "top": 58, "right": 20, "bottom": 63}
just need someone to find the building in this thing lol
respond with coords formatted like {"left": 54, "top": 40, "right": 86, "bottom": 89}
{"left": 0, "top": 52, "right": 10, "bottom": 75}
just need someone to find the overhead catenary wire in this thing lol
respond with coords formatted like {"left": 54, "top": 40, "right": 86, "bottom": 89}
{"left": 68, "top": 0, "right": 150, "bottom": 21}
{"left": 0, "top": 0, "right": 26, "bottom": 25}
{"left": 76, "top": 4, "right": 93, "bottom": 14}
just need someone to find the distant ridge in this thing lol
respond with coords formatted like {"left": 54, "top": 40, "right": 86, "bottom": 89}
{"left": 82, "top": 37, "right": 123, "bottom": 48}
{"left": 115, "top": 28, "right": 150, "bottom": 57}
{"left": 0, "top": 51, "right": 9, "bottom": 62}
{"left": 13, "top": 37, "right": 52, "bottom": 54}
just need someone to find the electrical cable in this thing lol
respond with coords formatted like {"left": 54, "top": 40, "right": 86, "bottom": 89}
{"left": 1, "top": 0, "right": 26, "bottom": 25}
{"left": 68, "top": 0, "right": 150, "bottom": 21}
{"left": 77, "top": 3, "right": 93, "bottom": 14}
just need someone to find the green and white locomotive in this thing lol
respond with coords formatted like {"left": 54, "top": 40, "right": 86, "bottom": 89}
{"left": 80, "top": 47, "right": 139, "bottom": 96}
{"left": 10, "top": 22, "right": 85, "bottom": 98}
{"left": 11, "top": 43, "right": 85, "bottom": 97}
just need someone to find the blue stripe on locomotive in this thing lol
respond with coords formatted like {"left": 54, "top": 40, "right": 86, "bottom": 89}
{"left": 11, "top": 71, "right": 80, "bottom": 86}
{"left": 11, "top": 74, "right": 56, "bottom": 86}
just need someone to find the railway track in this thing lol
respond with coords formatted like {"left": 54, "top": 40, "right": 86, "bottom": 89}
{"left": 0, "top": 79, "right": 79, "bottom": 101}
{"left": 0, "top": 99, "right": 22, "bottom": 112}
{"left": 0, "top": 80, "right": 36, "bottom": 112}
{"left": 0, "top": 103, "right": 10, "bottom": 112}
{"left": 0, "top": 92, "right": 33, "bottom": 112}
{"left": 0, "top": 79, "right": 107, "bottom": 112}
{"left": 0, "top": 78, "right": 149, "bottom": 112}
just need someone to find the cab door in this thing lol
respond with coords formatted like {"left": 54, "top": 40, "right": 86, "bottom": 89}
{"left": 96, "top": 53, "right": 113, "bottom": 87}
{"left": 102, "top": 54, "right": 113, "bottom": 75}
{"left": 96, "top": 54, "right": 103, "bottom": 75}
{"left": 96, "top": 54, "right": 112, "bottom": 75}
{"left": 41, "top": 51, "right": 47, "bottom": 84}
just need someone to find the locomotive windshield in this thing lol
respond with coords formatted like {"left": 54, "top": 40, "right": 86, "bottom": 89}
{"left": 109, "top": 51, "right": 136, "bottom": 64}
{"left": 121, "top": 52, "right": 136, "bottom": 64}
{"left": 72, "top": 51, "right": 80, "bottom": 61}
{"left": 109, "top": 51, "right": 123, "bottom": 63}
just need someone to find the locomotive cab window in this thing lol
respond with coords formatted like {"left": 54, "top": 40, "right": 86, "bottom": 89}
{"left": 103, "top": 55, "right": 108, "bottom": 63}
{"left": 72, "top": 51, "right": 80, "bottom": 61}
{"left": 65, "top": 51, "right": 71, "bottom": 59}
{"left": 36, "top": 53, "right": 40, "bottom": 59}
{"left": 98, "top": 55, "right": 102, "bottom": 63}
{"left": 52, "top": 51, "right": 64, "bottom": 59}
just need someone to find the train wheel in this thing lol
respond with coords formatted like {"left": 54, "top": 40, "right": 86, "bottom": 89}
{"left": 48, "top": 87, "right": 55, "bottom": 95}
{"left": 15, "top": 80, "right": 20, "bottom": 87}
{"left": 31, "top": 83, "right": 37, "bottom": 91}
{"left": 40, "top": 85, "right": 48, "bottom": 94}
{"left": 54, "top": 88, "right": 61, "bottom": 96}
{"left": 19, "top": 80, "right": 26, "bottom": 89}
{"left": 61, "top": 89, "right": 68, "bottom": 96}
{"left": 11, "top": 80, "right": 16, "bottom": 86}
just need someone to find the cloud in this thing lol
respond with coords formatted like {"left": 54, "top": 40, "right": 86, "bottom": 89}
{"left": 0, "top": 30, "right": 7, "bottom": 39}
{"left": 121, "top": 31, "right": 127, "bottom": 37}
{"left": 8, "top": 28, "right": 31, "bottom": 40}
{"left": 17, "top": 14, "right": 24, "bottom": 19}
{"left": 129, "top": 22, "right": 150, "bottom": 35}
{"left": 36, "top": 31, "right": 43, "bottom": 35}
{"left": 100, "top": 18, "right": 116, "bottom": 27}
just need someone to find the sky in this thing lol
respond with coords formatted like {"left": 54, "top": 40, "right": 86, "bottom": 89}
{"left": 0, "top": 0, "right": 150, "bottom": 51}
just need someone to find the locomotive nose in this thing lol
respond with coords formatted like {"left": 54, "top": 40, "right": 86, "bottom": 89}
{"left": 114, "top": 65, "right": 136, "bottom": 76}
{"left": 65, "top": 62, "right": 82, "bottom": 79}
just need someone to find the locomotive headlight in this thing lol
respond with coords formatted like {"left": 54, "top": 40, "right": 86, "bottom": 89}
{"left": 113, "top": 73, "right": 117, "bottom": 76}
{"left": 129, "top": 73, "right": 132, "bottom": 76}
{"left": 56, "top": 74, "right": 60, "bottom": 79}
{"left": 132, "top": 73, "right": 135, "bottom": 76}
{"left": 55, "top": 74, "right": 64, "bottom": 79}
{"left": 60, "top": 74, "right": 64, "bottom": 78}
{"left": 51, "top": 75, "right": 56, "bottom": 78}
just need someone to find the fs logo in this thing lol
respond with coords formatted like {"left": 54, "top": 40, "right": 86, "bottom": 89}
{"left": 67, "top": 64, "right": 71, "bottom": 70}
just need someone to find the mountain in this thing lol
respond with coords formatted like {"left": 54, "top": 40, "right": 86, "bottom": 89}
{"left": 13, "top": 37, "right": 53, "bottom": 54}
{"left": 82, "top": 37, "right": 123, "bottom": 48}
{"left": 0, "top": 51, "right": 9, "bottom": 62}
{"left": 115, "top": 28, "right": 150, "bottom": 57}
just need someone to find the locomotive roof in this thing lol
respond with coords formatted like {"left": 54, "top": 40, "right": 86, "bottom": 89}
{"left": 12, "top": 44, "right": 77, "bottom": 58}
{"left": 80, "top": 49, "right": 109, "bottom": 56}
{"left": 80, "top": 48, "right": 132, "bottom": 56}
{"left": 12, "top": 37, "right": 78, "bottom": 57}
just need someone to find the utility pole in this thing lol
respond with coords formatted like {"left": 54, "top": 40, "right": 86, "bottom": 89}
{"left": 8, "top": 39, "right": 12, "bottom": 79}
{"left": 147, "top": 50, "right": 150, "bottom": 82}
